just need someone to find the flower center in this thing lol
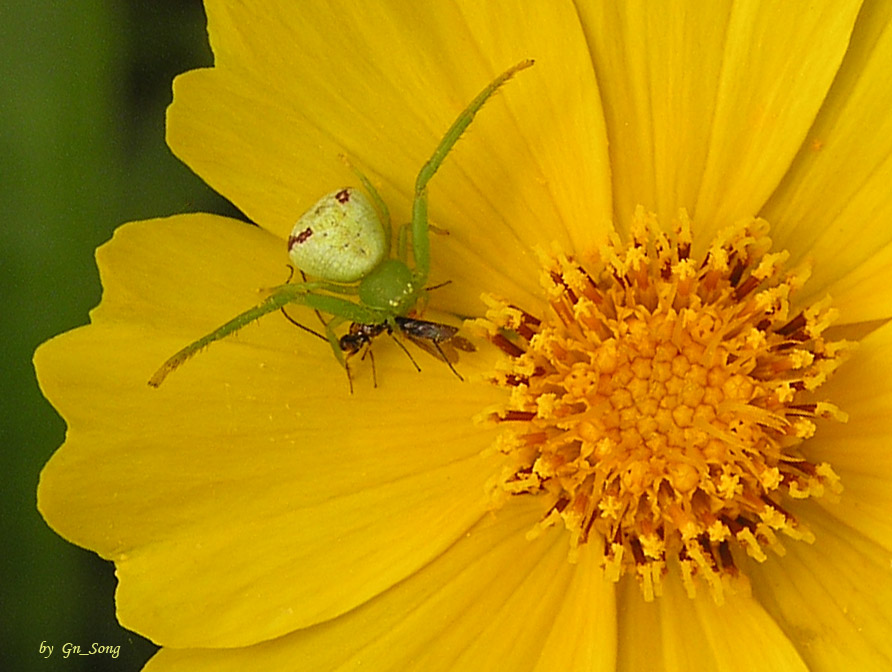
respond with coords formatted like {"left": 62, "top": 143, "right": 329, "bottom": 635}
{"left": 475, "top": 208, "right": 851, "bottom": 602}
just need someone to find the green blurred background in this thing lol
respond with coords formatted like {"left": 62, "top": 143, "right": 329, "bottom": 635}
{"left": 2, "top": 1, "right": 240, "bottom": 669}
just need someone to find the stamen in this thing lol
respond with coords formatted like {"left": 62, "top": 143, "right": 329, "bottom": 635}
{"left": 474, "top": 207, "right": 852, "bottom": 602}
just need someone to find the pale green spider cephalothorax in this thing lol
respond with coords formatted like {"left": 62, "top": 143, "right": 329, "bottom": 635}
{"left": 148, "top": 59, "right": 534, "bottom": 389}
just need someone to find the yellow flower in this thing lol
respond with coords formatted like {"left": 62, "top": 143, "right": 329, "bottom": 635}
{"left": 36, "top": 1, "right": 892, "bottom": 670}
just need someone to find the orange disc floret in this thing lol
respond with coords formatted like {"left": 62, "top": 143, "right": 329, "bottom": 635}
{"left": 474, "top": 208, "right": 851, "bottom": 602}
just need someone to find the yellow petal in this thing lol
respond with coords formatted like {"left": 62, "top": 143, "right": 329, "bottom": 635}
{"left": 748, "top": 504, "right": 892, "bottom": 670}
{"left": 616, "top": 573, "right": 808, "bottom": 671}
{"left": 36, "top": 215, "right": 506, "bottom": 647}
{"left": 169, "top": 0, "right": 611, "bottom": 316}
{"left": 801, "top": 320, "right": 892, "bottom": 552}
{"left": 577, "top": 0, "right": 861, "bottom": 244}
{"left": 764, "top": 6, "right": 892, "bottom": 323}
{"left": 143, "top": 498, "right": 617, "bottom": 672}
{"left": 814, "top": 240, "right": 892, "bottom": 326}
{"left": 576, "top": 1, "right": 733, "bottom": 237}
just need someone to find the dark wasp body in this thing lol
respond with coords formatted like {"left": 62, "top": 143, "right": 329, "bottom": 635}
{"left": 338, "top": 316, "right": 475, "bottom": 392}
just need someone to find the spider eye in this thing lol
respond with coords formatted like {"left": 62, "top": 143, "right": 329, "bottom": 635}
{"left": 288, "top": 188, "right": 386, "bottom": 283}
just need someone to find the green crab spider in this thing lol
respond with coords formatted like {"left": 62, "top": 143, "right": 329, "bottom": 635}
{"left": 149, "top": 58, "right": 534, "bottom": 388}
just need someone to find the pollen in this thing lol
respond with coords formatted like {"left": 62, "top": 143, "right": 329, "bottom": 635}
{"left": 475, "top": 207, "right": 852, "bottom": 602}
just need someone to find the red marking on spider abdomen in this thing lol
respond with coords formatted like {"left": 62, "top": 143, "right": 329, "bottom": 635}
{"left": 289, "top": 227, "right": 314, "bottom": 250}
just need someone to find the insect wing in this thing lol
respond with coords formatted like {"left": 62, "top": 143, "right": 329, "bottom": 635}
{"left": 404, "top": 333, "right": 459, "bottom": 364}
{"left": 449, "top": 335, "right": 476, "bottom": 353}
{"left": 395, "top": 316, "right": 477, "bottom": 364}
{"left": 395, "top": 317, "right": 457, "bottom": 342}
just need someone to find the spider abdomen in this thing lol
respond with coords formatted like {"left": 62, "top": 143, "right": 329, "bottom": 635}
{"left": 288, "top": 188, "right": 386, "bottom": 283}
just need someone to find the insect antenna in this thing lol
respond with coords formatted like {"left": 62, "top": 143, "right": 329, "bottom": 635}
{"left": 272, "top": 265, "right": 334, "bottom": 344}
{"left": 279, "top": 307, "right": 327, "bottom": 342}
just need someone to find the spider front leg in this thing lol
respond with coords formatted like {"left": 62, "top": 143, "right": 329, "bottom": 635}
{"left": 148, "top": 282, "right": 383, "bottom": 387}
{"left": 410, "top": 59, "right": 534, "bottom": 283}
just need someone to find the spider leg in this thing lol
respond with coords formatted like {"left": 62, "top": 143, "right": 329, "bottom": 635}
{"left": 340, "top": 154, "right": 392, "bottom": 254}
{"left": 410, "top": 59, "right": 533, "bottom": 283}
{"left": 299, "top": 270, "right": 330, "bottom": 330}
{"left": 149, "top": 281, "right": 325, "bottom": 387}
{"left": 344, "top": 359, "right": 355, "bottom": 395}
{"left": 396, "top": 222, "right": 410, "bottom": 263}
{"left": 149, "top": 283, "right": 382, "bottom": 387}
{"left": 322, "top": 315, "right": 357, "bottom": 394}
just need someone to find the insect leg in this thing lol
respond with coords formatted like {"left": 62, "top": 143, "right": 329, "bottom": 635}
{"left": 387, "top": 332, "right": 422, "bottom": 372}
{"left": 365, "top": 345, "right": 377, "bottom": 388}
{"left": 425, "top": 279, "right": 452, "bottom": 291}
{"left": 431, "top": 340, "right": 464, "bottom": 381}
